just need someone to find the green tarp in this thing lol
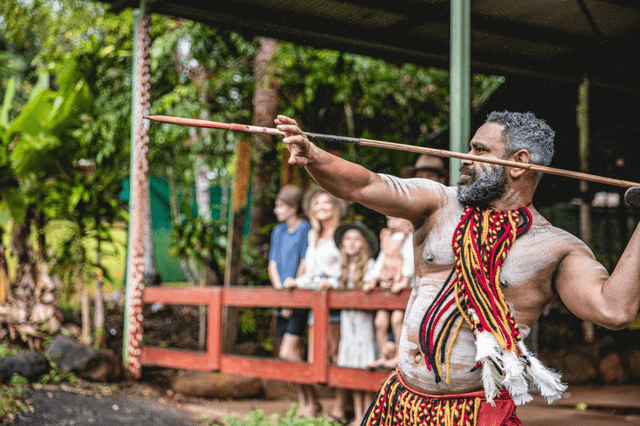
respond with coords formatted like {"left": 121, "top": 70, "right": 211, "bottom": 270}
{"left": 119, "top": 177, "right": 251, "bottom": 282}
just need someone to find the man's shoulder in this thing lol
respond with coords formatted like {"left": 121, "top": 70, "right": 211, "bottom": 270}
{"left": 525, "top": 216, "right": 590, "bottom": 253}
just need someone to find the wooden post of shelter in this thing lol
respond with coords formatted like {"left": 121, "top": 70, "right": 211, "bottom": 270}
{"left": 449, "top": 0, "right": 471, "bottom": 186}
{"left": 124, "top": 4, "right": 152, "bottom": 378}
{"left": 577, "top": 76, "right": 595, "bottom": 343}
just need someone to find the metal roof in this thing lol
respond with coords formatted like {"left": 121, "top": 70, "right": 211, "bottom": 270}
{"left": 105, "top": 0, "right": 640, "bottom": 92}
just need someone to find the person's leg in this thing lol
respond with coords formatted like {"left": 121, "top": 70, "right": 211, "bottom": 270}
{"left": 278, "top": 332, "right": 306, "bottom": 410}
{"left": 363, "top": 391, "right": 374, "bottom": 412}
{"left": 390, "top": 309, "right": 404, "bottom": 347}
{"left": 292, "top": 383, "right": 306, "bottom": 411}
{"left": 367, "top": 310, "right": 391, "bottom": 369}
{"left": 329, "top": 387, "right": 349, "bottom": 423}
{"left": 383, "top": 309, "right": 404, "bottom": 368}
{"left": 350, "top": 390, "right": 364, "bottom": 426}
{"left": 373, "top": 310, "right": 390, "bottom": 356}
{"left": 279, "top": 333, "right": 303, "bottom": 361}
{"left": 298, "top": 384, "right": 322, "bottom": 417}
{"left": 329, "top": 322, "right": 341, "bottom": 364}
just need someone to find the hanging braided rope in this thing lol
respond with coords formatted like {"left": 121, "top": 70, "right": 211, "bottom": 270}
{"left": 418, "top": 206, "right": 566, "bottom": 405}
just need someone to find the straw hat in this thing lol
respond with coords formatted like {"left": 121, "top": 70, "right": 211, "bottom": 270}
{"left": 302, "top": 186, "right": 348, "bottom": 220}
{"left": 334, "top": 221, "right": 379, "bottom": 257}
{"left": 400, "top": 154, "right": 447, "bottom": 179}
{"left": 275, "top": 184, "right": 304, "bottom": 207}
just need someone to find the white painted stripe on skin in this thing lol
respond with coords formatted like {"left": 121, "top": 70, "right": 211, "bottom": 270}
{"left": 593, "top": 264, "right": 609, "bottom": 275}
{"left": 476, "top": 161, "right": 496, "bottom": 177}
{"left": 504, "top": 188, "right": 520, "bottom": 205}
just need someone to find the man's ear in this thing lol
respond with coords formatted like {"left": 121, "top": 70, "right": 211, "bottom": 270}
{"left": 508, "top": 149, "right": 530, "bottom": 179}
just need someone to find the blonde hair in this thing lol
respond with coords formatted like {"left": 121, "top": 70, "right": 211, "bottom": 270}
{"left": 339, "top": 231, "right": 371, "bottom": 289}
{"left": 309, "top": 192, "right": 341, "bottom": 247}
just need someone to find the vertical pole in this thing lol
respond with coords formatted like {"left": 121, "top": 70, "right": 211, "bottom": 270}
{"left": 449, "top": 0, "right": 471, "bottom": 186}
{"left": 577, "top": 76, "right": 595, "bottom": 343}
{"left": 123, "top": 6, "right": 141, "bottom": 369}
{"left": 126, "top": 4, "right": 152, "bottom": 378}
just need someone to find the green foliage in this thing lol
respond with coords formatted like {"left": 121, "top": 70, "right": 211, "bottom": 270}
{"left": 0, "top": 343, "right": 77, "bottom": 422}
{"left": 0, "top": 378, "right": 30, "bottom": 421}
{"left": 39, "top": 358, "right": 77, "bottom": 385}
{"left": 238, "top": 308, "right": 257, "bottom": 335}
{"left": 0, "top": 341, "right": 20, "bottom": 357}
{"left": 205, "top": 406, "right": 343, "bottom": 426}
{"left": 1, "top": 0, "right": 505, "bottom": 303}
{"left": 236, "top": 307, "right": 275, "bottom": 354}
{"left": 169, "top": 216, "right": 226, "bottom": 267}
{"left": 274, "top": 43, "right": 503, "bottom": 230}
{"left": 240, "top": 237, "right": 270, "bottom": 287}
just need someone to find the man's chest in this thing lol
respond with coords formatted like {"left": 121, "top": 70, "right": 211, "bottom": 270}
{"left": 416, "top": 222, "right": 561, "bottom": 295}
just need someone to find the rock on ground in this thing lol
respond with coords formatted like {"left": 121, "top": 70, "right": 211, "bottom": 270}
{"left": 171, "top": 371, "right": 262, "bottom": 398}
{"left": 0, "top": 351, "right": 49, "bottom": 383}
{"left": 45, "top": 335, "right": 121, "bottom": 382}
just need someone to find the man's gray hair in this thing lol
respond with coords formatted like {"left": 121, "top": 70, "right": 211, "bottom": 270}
{"left": 486, "top": 111, "right": 555, "bottom": 167}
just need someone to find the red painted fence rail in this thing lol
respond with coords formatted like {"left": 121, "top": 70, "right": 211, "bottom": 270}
{"left": 139, "top": 287, "right": 410, "bottom": 391}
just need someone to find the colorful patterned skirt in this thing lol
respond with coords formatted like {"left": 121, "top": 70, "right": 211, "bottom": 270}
{"left": 361, "top": 369, "right": 523, "bottom": 426}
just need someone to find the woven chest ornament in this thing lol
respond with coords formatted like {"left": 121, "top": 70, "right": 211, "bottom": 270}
{"left": 419, "top": 206, "right": 567, "bottom": 406}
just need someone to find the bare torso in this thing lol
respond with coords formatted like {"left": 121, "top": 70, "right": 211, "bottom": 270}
{"left": 398, "top": 184, "right": 596, "bottom": 394}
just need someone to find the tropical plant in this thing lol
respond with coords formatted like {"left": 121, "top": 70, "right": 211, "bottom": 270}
{"left": 168, "top": 215, "right": 226, "bottom": 285}
{"left": 0, "top": 23, "right": 127, "bottom": 348}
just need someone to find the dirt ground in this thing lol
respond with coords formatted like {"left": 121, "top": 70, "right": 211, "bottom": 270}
{"left": 6, "top": 305, "right": 640, "bottom": 425}
{"left": 7, "top": 373, "right": 640, "bottom": 426}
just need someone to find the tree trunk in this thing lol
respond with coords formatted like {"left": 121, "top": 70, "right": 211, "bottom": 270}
{"left": 249, "top": 37, "right": 280, "bottom": 259}
{"left": 30, "top": 210, "right": 62, "bottom": 345}
{"left": 81, "top": 285, "right": 91, "bottom": 344}
{"left": 10, "top": 210, "right": 36, "bottom": 323}
{"left": 94, "top": 235, "right": 105, "bottom": 348}
{"left": 577, "top": 76, "right": 595, "bottom": 343}
{"left": 76, "top": 244, "right": 91, "bottom": 345}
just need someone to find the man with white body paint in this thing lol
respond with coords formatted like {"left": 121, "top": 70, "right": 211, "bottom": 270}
{"left": 274, "top": 111, "right": 640, "bottom": 426}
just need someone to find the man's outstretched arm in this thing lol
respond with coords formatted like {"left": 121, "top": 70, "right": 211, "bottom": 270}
{"left": 555, "top": 224, "right": 640, "bottom": 330}
{"left": 275, "top": 115, "right": 441, "bottom": 222}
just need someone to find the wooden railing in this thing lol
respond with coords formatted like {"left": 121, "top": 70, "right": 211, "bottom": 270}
{"left": 139, "top": 287, "right": 410, "bottom": 391}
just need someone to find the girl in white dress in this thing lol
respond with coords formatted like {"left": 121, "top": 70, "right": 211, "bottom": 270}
{"left": 334, "top": 222, "right": 379, "bottom": 426}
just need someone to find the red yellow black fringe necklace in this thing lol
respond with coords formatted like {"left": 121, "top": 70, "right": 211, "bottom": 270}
{"left": 418, "top": 206, "right": 566, "bottom": 406}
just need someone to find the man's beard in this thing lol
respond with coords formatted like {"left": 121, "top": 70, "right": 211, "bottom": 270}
{"left": 457, "top": 164, "right": 507, "bottom": 206}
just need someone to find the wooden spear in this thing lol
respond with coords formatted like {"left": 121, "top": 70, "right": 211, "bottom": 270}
{"left": 145, "top": 115, "right": 640, "bottom": 192}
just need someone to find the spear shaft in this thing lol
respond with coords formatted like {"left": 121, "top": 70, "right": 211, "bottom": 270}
{"left": 145, "top": 115, "right": 640, "bottom": 189}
